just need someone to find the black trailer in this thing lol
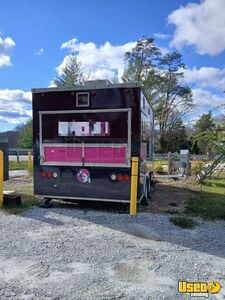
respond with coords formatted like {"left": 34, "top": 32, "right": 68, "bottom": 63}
{"left": 32, "top": 81, "right": 154, "bottom": 204}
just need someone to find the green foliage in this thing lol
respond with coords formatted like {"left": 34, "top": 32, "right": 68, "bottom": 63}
{"left": 122, "top": 37, "right": 161, "bottom": 103}
{"left": 170, "top": 216, "right": 197, "bottom": 229}
{"left": 154, "top": 162, "right": 163, "bottom": 173}
{"left": 17, "top": 119, "right": 32, "bottom": 148}
{"left": 53, "top": 54, "right": 86, "bottom": 88}
{"left": 155, "top": 51, "right": 193, "bottom": 152}
{"left": 194, "top": 112, "right": 216, "bottom": 154}
{"left": 195, "top": 112, "right": 215, "bottom": 133}
{"left": 191, "top": 161, "right": 204, "bottom": 175}
{"left": 122, "top": 37, "right": 193, "bottom": 153}
{"left": 3, "top": 194, "right": 39, "bottom": 214}
{"left": 10, "top": 161, "right": 28, "bottom": 170}
{"left": 157, "top": 120, "right": 190, "bottom": 153}
{"left": 187, "top": 176, "right": 225, "bottom": 220}
{"left": 9, "top": 161, "right": 33, "bottom": 175}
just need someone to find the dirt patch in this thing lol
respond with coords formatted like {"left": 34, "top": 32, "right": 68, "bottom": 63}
{"left": 140, "top": 179, "right": 191, "bottom": 214}
{"left": 4, "top": 176, "right": 33, "bottom": 194}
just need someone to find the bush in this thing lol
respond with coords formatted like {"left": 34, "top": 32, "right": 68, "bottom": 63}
{"left": 9, "top": 161, "right": 33, "bottom": 173}
{"left": 170, "top": 216, "right": 197, "bottom": 229}
{"left": 154, "top": 162, "right": 163, "bottom": 174}
{"left": 191, "top": 160, "right": 204, "bottom": 175}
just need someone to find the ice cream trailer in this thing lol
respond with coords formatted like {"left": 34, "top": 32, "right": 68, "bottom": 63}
{"left": 32, "top": 81, "right": 154, "bottom": 205}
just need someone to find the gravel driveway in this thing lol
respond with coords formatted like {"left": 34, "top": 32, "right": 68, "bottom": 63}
{"left": 0, "top": 207, "right": 225, "bottom": 300}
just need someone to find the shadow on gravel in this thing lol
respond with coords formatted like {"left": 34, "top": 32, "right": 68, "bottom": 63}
{"left": 22, "top": 182, "right": 225, "bottom": 259}
{"left": 28, "top": 211, "right": 65, "bottom": 226}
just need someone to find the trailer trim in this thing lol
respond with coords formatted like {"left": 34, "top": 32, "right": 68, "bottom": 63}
{"left": 38, "top": 108, "right": 132, "bottom": 114}
{"left": 38, "top": 194, "right": 143, "bottom": 204}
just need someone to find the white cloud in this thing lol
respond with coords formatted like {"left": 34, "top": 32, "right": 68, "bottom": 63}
{"left": 185, "top": 88, "right": 225, "bottom": 124}
{"left": 192, "top": 88, "right": 225, "bottom": 109}
{"left": 186, "top": 88, "right": 225, "bottom": 122}
{"left": 48, "top": 80, "right": 57, "bottom": 88}
{"left": 57, "top": 38, "right": 170, "bottom": 81}
{"left": 183, "top": 67, "right": 225, "bottom": 90}
{"left": 58, "top": 38, "right": 136, "bottom": 80}
{"left": 0, "top": 89, "right": 31, "bottom": 124}
{"left": 168, "top": 0, "right": 225, "bottom": 55}
{"left": 34, "top": 48, "right": 44, "bottom": 56}
{"left": 154, "top": 33, "right": 170, "bottom": 40}
{"left": 0, "top": 37, "right": 16, "bottom": 67}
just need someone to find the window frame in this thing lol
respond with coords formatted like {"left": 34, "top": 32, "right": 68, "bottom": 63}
{"left": 76, "top": 92, "right": 90, "bottom": 107}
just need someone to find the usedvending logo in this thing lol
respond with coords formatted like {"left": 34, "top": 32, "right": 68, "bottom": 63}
{"left": 178, "top": 281, "right": 221, "bottom": 297}
{"left": 77, "top": 168, "right": 91, "bottom": 183}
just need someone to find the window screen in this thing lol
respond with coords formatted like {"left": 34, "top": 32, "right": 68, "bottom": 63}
{"left": 76, "top": 92, "right": 89, "bottom": 107}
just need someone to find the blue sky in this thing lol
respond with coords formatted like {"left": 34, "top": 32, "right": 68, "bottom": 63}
{"left": 0, "top": 0, "right": 224, "bottom": 130}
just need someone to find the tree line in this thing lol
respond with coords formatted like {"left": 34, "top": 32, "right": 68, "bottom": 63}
{"left": 5, "top": 36, "right": 224, "bottom": 154}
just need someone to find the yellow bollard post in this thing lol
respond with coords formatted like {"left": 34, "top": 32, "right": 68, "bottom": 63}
{"left": 0, "top": 150, "right": 3, "bottom": 208}
{"left": 130, "top": 157, "right": 139, "bottom": 216}
{"left": 28, "top": 151, "right": 32, "bottom": 170}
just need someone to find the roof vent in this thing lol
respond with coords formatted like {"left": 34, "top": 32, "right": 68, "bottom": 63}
{"left": 84, "top": 80, "right": 111, "bottom": 87}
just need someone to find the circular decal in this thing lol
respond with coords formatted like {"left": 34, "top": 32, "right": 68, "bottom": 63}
{"left": 77, "top": 168, "right": 91, "bottom": 183}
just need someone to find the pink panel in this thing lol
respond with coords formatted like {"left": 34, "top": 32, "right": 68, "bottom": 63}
{"left": 85, "top": 147, "right": 126, "bottom": 163}
{"left": 44, "top": 147, "right": 82, "bottom": 162}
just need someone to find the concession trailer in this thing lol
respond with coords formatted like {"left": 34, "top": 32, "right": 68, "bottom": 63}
{"left": 32, "top": 80, "right": 154, "bottom": 204}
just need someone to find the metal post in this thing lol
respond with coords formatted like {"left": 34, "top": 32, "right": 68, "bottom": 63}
{"left": 17, "top": 151, "right": 20, "bottom": 163}
{"left": 168, "top": 152, "right": 172, "bottom": 175}
{"left": 130, "top": 157, "right": 139, "bottom": 216}
{"left": 0, "top": 150, "right": 3, "bottom": 208}
{"left": 28, "top": 151, "right": 32, "bottom": 169}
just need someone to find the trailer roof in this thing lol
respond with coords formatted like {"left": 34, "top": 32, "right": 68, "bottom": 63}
{"left": 31, "top": 82, "right": 142, "bottom": 93}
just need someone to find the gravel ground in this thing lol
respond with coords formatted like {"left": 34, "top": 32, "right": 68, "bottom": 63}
{"left": 0, "top": 207, "right": 225, "bottom": 300}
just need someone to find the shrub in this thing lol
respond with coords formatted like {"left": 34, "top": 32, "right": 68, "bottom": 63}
{"left": 191, "top": 160, "right": 204, "bottom": 175}
{"left": 170, "top": 216, "right": 197, "bottom": 229}
{"left": 154, "top": 162, "right": 163, "bottom": 174}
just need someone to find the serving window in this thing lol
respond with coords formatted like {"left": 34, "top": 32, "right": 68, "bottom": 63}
{"left": 39, "top": 109, "right": 131, "bottom": 167}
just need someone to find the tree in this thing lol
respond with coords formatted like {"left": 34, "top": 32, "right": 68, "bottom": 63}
{"left": 155, "top": 51, "right": 193, "bottom": 152}
{"left": 195, "top": 112, "right": 215, "bottom": 133}
{"left": 163, "top": 120, "right": 190, "bottom": 153}
{"left": 17, "top": 119, "right": 32, "bottom": 148}
{"left": 122, "top": 36, "right": 161, "bottom": 102}
{"left": 122, "top": 37, "right": 193, "bottom": 153}
{"left": 54, "top": 54, "right": 86, "bottom": 88}
{"left": 194, "top": 112, "right": 216, "bottom": 155}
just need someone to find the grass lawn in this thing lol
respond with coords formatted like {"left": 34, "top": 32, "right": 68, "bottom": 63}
{"left": 169, "top": 216, "right": 198, "bottom": 228}
{"left": 9, "top": 161, "right": 33, "bottom": 176}
{"left": 3, "top": 176, "right": 39, "bottom": 214}
{"left": 154, "top": 159, "right": 167, "bottom": 165}
{"left": 9, "top": 161, "right": 30, "bottom": 170}
{"left": 186, "top": 173, "right": 225, "bottom": 220}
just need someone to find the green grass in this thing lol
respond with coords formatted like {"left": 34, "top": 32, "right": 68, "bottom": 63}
{"left": 9, "top": 161, "right": 33, "bottom": 174}
{"left": 3, "top": 196, "right": 40, "bottom": 214}
{"left": 154, "top": 159, "right": 167, "bottom": 165}
{"left": 2, "top": 173, "right": 38, "bottom": 214}
{"left": 9, "top": 161, "right": 29, "bottom": 170}
{"left": 170, "top": 216, "right": 197, "bottom": 228}
{"left": 186, "top": 175, "right": 225, "bottom": 220}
